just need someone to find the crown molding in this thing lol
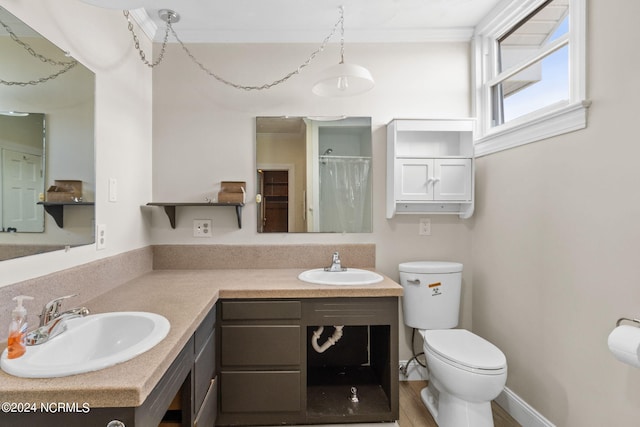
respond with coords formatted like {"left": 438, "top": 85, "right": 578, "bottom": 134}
{"left": 129, "top": 8, "right": 474, "bottom": 44}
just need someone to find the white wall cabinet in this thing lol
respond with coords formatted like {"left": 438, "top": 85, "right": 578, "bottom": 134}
{"left": 387, "top": 119, "right": 474, "bottom": 219}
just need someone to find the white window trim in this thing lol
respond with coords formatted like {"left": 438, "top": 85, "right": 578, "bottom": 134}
{"left": 472, "top": 0, "right": 588, "bottom": 157}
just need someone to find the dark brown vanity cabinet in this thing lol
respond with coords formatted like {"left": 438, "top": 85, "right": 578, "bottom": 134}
{"left": 191, "top": 305, "right": 218, "bottom": 427}
{"left": 216, "top": 297, "right": 399, "bottom": 426}
{"left": 158, "top": 304, "right": 218, "bottom": 427}
{"left": 217, "top": 300, "right": 304, "bottom": 426}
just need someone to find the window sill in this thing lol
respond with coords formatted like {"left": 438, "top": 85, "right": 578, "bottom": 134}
{"left": 474, "top": 101, "right": 591, "bottom": 157}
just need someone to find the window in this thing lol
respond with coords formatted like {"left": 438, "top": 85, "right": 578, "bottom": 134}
{"left": 473, "top": 0, "right": 587, "bottom": 156}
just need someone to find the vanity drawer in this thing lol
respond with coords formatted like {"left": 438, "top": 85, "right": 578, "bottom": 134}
{"left": 194, "top": 378, "right": 217, "bottom": 427}
{"left": 221, "top": 371, "right": 301, "bottom": 413}
{"left": 221, "top": 300, "right": 301, "bottom": 320}
{"left": 195, "top": 304, "right": 216, "bottom": 351}
{"left": 221, "top": 325, "right": 300, "bottom": 366}
{"left": 194, "top": 329, "right": 215, "bottom": 414}
{"left": 304, "top": 297, "right": 397, "bottom": 325}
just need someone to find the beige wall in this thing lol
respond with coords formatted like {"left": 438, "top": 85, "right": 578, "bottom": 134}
{"left": 471, "top": 0, "right": 640, "bottom": 425}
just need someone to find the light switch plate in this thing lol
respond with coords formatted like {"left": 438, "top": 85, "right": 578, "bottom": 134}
{"left": 108, "top": 178, "right": 117, "bottom": 202}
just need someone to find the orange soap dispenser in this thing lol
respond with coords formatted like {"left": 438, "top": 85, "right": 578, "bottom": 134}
{"left": 7, "top": 295, "right": 33, "bottom": 359}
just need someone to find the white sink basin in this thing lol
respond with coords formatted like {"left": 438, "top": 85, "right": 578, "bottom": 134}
{"left": 1, "top": 311, "right": 170, "bottom": 378}
{"left": 298, "top": 268, "right": 384, "bottom": 286}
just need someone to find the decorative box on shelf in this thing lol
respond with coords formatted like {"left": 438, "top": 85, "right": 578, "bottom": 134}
{"left": 218, "top": 181, "right": 246, "bottom": 204}
{"left": 46, "top": 180, "right": 83, "bottom": 202}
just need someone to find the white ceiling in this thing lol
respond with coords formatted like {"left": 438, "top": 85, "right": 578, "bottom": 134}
{"left": 81, "top": 0, "right": 504, "bottom": 43}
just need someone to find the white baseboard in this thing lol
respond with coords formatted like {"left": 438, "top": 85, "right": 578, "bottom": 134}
{"left": 494, "top": 387, "right": 555, "bottom": 427}
{"left": 399, "top": 362, "right": 554, "bottom": 427}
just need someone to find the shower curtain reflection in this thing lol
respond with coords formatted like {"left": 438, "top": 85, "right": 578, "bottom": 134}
{"left": 319, "top": 156, "right": 371, "bottom": 232}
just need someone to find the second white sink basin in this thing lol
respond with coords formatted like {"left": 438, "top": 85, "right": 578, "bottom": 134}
{"left": 298, "top": 268, "right": 384, "bottom": 286}
{"left": 0, "top": 311, "right": 170, "bottom": 378}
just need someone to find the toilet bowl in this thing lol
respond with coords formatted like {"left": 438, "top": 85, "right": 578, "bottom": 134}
{"left": 419, "top": 329, "right": 507, "bottom": 427}
{"left": 398, "top": 261, "right": 508, "bottom": 427}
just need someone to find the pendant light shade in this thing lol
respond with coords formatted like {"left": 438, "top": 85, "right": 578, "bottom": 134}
{"left": 312, "top": 6, "right": 374, "bottom": 97}
{"left": 0, "top": 111, "right": 29, "bottom": 117}
{"left": 312, "top": 62, "right": 375, "bottom": 97}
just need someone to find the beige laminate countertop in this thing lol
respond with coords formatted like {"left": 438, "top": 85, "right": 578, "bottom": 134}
{"left": 0, "top": 269, "right": 402, "bottom": 408}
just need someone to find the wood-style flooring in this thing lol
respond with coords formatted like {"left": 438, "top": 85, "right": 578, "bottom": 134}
{"left": 399, "top": 381, "right": 521, "bottom": 427}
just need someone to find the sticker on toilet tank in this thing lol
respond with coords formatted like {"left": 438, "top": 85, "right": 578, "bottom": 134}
{"left": 429, "top": 282, "right": 442, "bottom": 296}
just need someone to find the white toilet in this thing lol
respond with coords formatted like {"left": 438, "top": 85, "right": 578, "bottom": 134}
{"left": 399, "top": 261, "right": 507, "bottom": 427}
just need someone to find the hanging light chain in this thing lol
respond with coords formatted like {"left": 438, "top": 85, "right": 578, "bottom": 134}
{"left": 0, "top": 17, "right": 78, "bottom": 86}
{"left": 339, "top": 5, "right": 345, "bottom": 64}
{"left": 123, "top": 10, "right": 171, "bottom": 68}
{"left": 125, "top": 7, "right": 344, "bottom": 91}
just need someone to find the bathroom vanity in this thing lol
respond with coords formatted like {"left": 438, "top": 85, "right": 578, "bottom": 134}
{"left": 217, "top": 297, "right": 398, "bottom": 425}
{"left": 0, "top": 268, "right": 402, "bottom": 427}
{"left": 0, "top": 303, "right": 217, "bottom": 427}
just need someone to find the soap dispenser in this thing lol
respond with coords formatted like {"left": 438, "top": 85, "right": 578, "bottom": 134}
{"left": 7, "top": 295, "right": 33, "bottom": 359}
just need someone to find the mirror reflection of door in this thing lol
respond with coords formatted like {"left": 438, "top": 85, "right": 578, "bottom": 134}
{"left": 2, "top": 150, "right": 44, "bottom": 232}
{"left": 0, "top": 113, "right": 46, "bottom": 233}
{"left": 259, "top": 169, "right": 289, "bottom": 232}
{"left": 256, "top": 116, "right": 372, "bottom": 233}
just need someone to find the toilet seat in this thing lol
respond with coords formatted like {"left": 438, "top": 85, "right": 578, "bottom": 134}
{"left": 423, "top": 329, "right": 506, "bottom": 375}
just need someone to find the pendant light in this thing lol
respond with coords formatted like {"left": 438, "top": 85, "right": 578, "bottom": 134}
{"left": 312, "top": 6, "right": 374, "bottom": 97}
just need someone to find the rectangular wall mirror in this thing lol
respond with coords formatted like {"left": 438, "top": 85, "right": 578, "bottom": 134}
{"left": 0, "top": 7, "right": 95, "bottom": 261}
{"left": 256, "top": 117, "right": 372, "bottom": 233}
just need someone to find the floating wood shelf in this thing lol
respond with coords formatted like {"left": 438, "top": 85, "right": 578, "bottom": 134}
{"left": 37, "top": 201, "right": 95, "bottom": 228}
{"left": 146, "top": 202, "right": 245, "bottom": 229}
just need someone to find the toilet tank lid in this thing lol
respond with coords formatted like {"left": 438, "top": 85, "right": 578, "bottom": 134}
{"left": 399, "top": 261, "right": 463, "bottom": 274}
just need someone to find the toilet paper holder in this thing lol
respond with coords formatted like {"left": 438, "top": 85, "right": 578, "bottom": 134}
{"left": 616, "top": 317, "right": 640, "bottom": 327}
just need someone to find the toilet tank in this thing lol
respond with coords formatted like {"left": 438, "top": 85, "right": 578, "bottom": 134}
{"left": 399, "top": 261, "right": 463, "bottom": 330}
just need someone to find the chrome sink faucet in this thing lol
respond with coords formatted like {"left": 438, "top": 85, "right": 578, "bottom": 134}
{"left": 26, "top": 294, "right": 90, "bottom": 346}
{"left": 39, "top": 294, "right": 79, "bottom": 326}
{"left": 324, "top": 251, "right": 347, "bottom": 272}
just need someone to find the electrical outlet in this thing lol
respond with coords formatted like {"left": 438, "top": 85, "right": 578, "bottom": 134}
{"left": 96, "top": 224, "right": 107, "bottom": 249}
{"left": 419, "top": 218, "right": 431, "bottom": 236}
{"left": 193, "top": 219, "right": 212, "bottom": 237}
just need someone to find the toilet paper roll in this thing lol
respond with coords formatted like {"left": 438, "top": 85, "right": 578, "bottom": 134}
{"left": 608, "top": 325, "right": 640, "bottom": 368}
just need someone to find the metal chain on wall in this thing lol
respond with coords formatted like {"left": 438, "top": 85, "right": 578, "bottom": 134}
{"left": 124, "top": 10, "right": 171, "bottom": 68}
{"left": 124, "top": 7, "right": 345, "bottom": 91}
{"left": 1, "top": 7, "right": 344, "bottom": 89}
{"left": 0, "top": 17, "right": 78, "bottom": 86}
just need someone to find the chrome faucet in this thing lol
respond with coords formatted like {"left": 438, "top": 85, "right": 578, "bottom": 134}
{"left": 26, "top": 295, "right": 89, "bottom": 346}
{"left": 324, "top": 251, "right": 347, "bottom": 272}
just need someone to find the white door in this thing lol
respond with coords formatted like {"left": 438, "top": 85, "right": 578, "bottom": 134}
{"left": 2, "top": 149, "right": 44, "bottom": 232}
{"left": 434, "top": 159, "right": 471, "bottom": 201}
{"left": 396, "top": 158, "right": 434, "bottom": 201}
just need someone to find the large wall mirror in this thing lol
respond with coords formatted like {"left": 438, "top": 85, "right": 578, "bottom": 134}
{"left": 256, "top": 117, "right": 372, "bottom": 233}
{"left": 0, "top": 7, "right": 95, "bottom": 261}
